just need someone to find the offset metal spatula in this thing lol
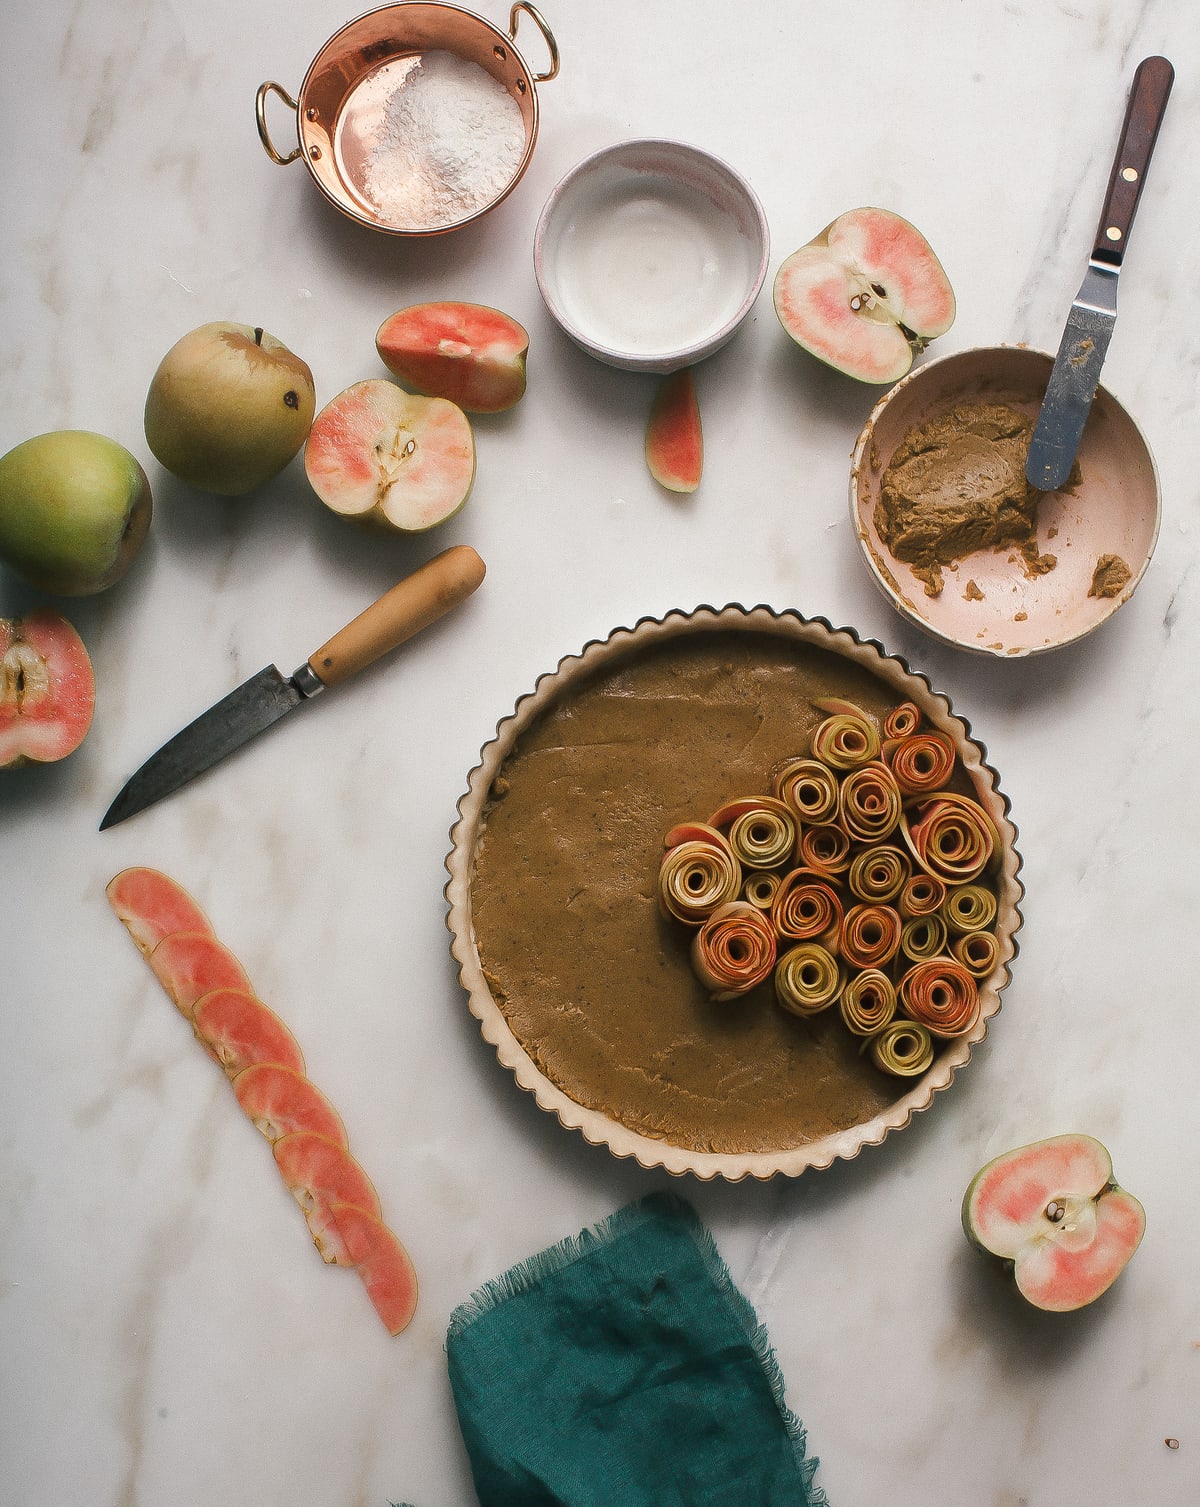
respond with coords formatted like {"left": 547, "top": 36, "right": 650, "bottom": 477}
{"left": 1025, "top": 55, "right": 1173, "bottom": 492}
{"left": 100, "top": 545, "right": 486, "bottom": 829}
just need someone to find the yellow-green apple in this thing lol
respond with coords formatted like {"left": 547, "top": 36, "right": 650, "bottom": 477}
{"left": 144, "top": 322, "right": 316, "bottom": 496}
{"left": 0, "top": 431, "right": 152, "bottom": 595}
{"left": 1, "top": 609, "right": 96, "bottom": 767}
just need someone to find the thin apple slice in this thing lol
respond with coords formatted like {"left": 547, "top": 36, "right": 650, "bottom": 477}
{"left": 192, "top": 988, "right": 306, "bottom": 1078}
{"left": 304, "top": 379, "right": 475, "bottom": 533}
{"left": 1, "top": 610, "right": 95, "bottom": 768}
{"left": 774, "top": 207, "right": 955, "bottom": 384}
{"left": 272, "top": 1131, "right": 382, "bottom": 1264}
{"left": 148, "top": 930, "right": 252, "bottom": 1017}
{"left": 328, "top": 1202, "right": 419, "bottom": 1335}
{"left": 376, "top": 301, "right": 528, "bottom": 413}
{"left": 232, "top": 1063, "right": 348, "bottom": 1147}
{"left": 962, "top": 1133, "right": 1146, "bottom": 1312}
{"left": 645, "top": 368, "right": 703, "bottom": 493}
{"left": 106, "top": 866, "right": 215, "bottom": 955}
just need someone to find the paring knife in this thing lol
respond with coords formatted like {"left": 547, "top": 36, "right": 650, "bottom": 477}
{"left": 100, "top": 544, "right": 486, "bottom": 830}
{"left": 1025, "top": 54, "right": 1173, "bottom": 492}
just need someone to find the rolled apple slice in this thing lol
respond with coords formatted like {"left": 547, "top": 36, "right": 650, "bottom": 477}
{"left": 898, "top": 872, "right": 947, "bottom": 918}
{"left": 846, "top": 845, "right": 910, "bottom": 904}
{"left": 839, "top": 902, "right": 902, "bottom": 970}
{"left": 148, "top": 930, "right": 253, "bottom": 1017}
{"left": 772, "top": 755, "right": 839, "bottom": 824}
{"left": 901, "top": 791, "right": 998, "bottom": 884}
{"left": 645, "top": 367, "right": 703, "bottom": 494}
{"left": 773, "top": 207, "right": 955, "bottom": 384}
{"left": 376, "top": 301, "right": 528, "bottom": 413}
{"left": 741, "top": 870, "right": 782, "bottom": 910}
{"left": 658, "top": 825, "right": 742, "bottom": 925}
{"left": 710, "top": 795, "right": 797, "bottom": 870}
{"left": 838, "top": 761, "right": 903, "bottom": 842}
{"left": 869, "top": 1019, "right": 935, "bottom": 1077}
{"left": 232, "top": 1063, "right": 349, "bottom": 1146}
{"left": 774, "top": 942, "right": 842, "bottom": 1017}
{"left": 900, "top": 911, "right": 949, "bottom": 965}
{"left": 796, "top": 823, "right": 852, "bottom": 875}
{"left": 883, "top": 731, "right": 957, "bottom": 795}
{"left": 941, "top": 882, "right": 998, "bottom": 934}
{"left": 962, "top": 1134, "right": 1146, "bottom": 1312}
{"left": 191, "top": 987, "right": 306, "bottom": 1078}
{"left": 883, "top": 701, "right": 922, "bottom": 739}
{"left": 106, "top": 866, "right": 215, "bottom": 955}
{"left": 273, "top": 1131, "right": 382, "bottom": 1264}
{"left": 691, "top": 901, "right": 777, "bottom": 1000}
{"left": 328, "top": 1202, "right": 419, "bottom": 1336}
{"left": 770, "top": 866, "right": 844, "bottom": 943}
{"left": 0, "top": 610, "right": 95, "bottom": 768}
{"left": 304, "top": 379, "right": 475, "bottom": 534}
{"left": 839, "top": 969, "right": 897, "bottom": 1036}
{"left": 952, "top": 929, "right": 1001, "bottom": 979}
{"left": 897, "top": 956, "right": 979, "bottom": 1038}
{"left": 810, "top": 701, "right": 880, "bottom": 770}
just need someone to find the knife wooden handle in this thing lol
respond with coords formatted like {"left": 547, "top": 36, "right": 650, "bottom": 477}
{"left": 1092, "top": 55, "right": 1173, "bottom": 265}
{"left": 307, "top": 545, "right": 486, "bottom": 688}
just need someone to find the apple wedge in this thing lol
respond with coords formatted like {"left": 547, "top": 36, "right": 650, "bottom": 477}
{"left": 192, "top": 987, "right": 306, "bottom": 1079}
{"left": 1, "top": 609, "right": 95, "bottom": 768}
{"left": 645, "top": 368, "right": 703, "bottom": 493}
{"left": 376, "top": 301, "right": 528, "bottom": 413}
{"left": 774, "top": 207, "right": 955, "bottom": 384}
{"left": 304, "top": 379, "right": 475, "bottom": 533}
{"left": 106, "top": 867, "right": 215, "bottom": 955}
{"left": 329, "top": 1202, "right": 419, "bottom": 1336}
{"left": 232, "top": 1063, "right": 348, "bottom": 1147}
{"left": 147, "top": 930, "right": 253, "bottom": 1017}
{"left": 962, "top": 1133, "right": 1146, "bottom": 1312}
{"left": 273, "top": 1131, "right": 382, "bottom": 1264}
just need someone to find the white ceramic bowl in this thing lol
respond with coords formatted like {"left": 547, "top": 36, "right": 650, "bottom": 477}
{"left": 850, "top": 345, "right": 1161, "bottom": 658}
{"left": 533, "top": 138, "right": 770, "bottom": 373}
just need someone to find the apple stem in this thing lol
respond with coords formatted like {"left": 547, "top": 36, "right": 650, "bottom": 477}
{"left": 254, "top": 327, "right": 264, "bottom": 346}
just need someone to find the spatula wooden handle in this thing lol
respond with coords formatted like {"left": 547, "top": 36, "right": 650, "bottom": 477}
{"left": 1092, "top": 55, "right": 1173, "bottom": 265}
{"left": 308, "top": 545, "right": 486, "bottom": 688}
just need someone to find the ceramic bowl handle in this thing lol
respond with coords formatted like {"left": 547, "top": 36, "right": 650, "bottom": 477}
{"left": 255, "top": 81, "right": 303, "bottom": 165}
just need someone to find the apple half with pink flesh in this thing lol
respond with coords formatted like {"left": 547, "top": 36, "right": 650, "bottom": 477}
{"left": 645, "top": 368, "right": 703, "bottom": 494}
{"left": 376, "top": 301, "right": 528, "bottom": 413}
{"left": 304, "top": 379, "right": 475, "bottom": 533}
{"left": 1, "top": 610, "right": 95, "bottom": 768}
{"left": 106, "top": 867, "right": 214, "bottom": 954}
{"left": 962, "top": 1133, "right": 1146, "bottom": 1312}
{"left": 774, "top": 207, "right": 955, "bottom": 384}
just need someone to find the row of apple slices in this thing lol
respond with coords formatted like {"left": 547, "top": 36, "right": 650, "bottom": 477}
{"left": 106, "top": 866, "right": 417, "bottom": 1335}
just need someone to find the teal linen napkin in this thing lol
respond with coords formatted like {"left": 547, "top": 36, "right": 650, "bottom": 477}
{"left": 446, "top": 1193, "right": 827, "bottom": 1507}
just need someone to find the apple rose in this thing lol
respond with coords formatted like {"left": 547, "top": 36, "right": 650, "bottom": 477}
{"left": 797, "top": 823, "right": 852, "bottom": 874}
{"left": 883, "top": 731, "right": 956, "bottom": 795}
{"left": 810, "top": 698, "right": 881, "bottom": 770}
{"left": 900, "top": 911, "right": 948, "bottom": 965}
{"left": 898, "top": 956, "right": 980, "bottom": 1037}
{"left": 838, "top": 760, "right": 903, "bottom": 842}
{"left": 870, "top": 1019, "right": 935, "bottom": 1077}
{"left": 847, "top": 845, "right": 911, "bottom": 904}
{"left": 898, "top": 872, "right": 947, "bottom": 918}
{"left": 839, "top": 969, "right": 897, "bottom": 1036}
{"left": 839, "top": 902, "right": 902, "bottom": 970}
{"left": 709, "top": 795, "right": 798, "bottom": 871}
{"left": 771, "top": 867, "right": 844, "bottom": 943}
{"left": 942, "top": 882, "right": 998, "bottom": 934}
{"left": 883, "top": 701, "right": 922, "bottom": 739}
{"left": 742, "top": 871, "right": 782, "bottom": 910}
{"left": 774, "top": 942, "right": 843, "bottom": 1017}
{"left": 658, "top": 823, "right": 741, "bottom": 925}
{"left": 901, "top": 791, "right": 998, "bottom": 884}
{"left": 691, "top": 902, "right": 777, "bottom": 1000}
{"left": 772, "top": 756, "right": 839, "bottom": 824}
{"left": 952, "top": 929, "right": 1001, "bottom": 979}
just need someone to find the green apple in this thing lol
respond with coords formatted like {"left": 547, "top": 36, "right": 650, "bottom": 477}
{"left": 0, "top": 430, "right": 152, "bottom": 595}
{"left": 144, "top": 322, "right": 316, "bottom": 496}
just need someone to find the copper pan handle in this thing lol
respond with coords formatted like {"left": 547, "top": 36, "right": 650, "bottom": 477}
{"left": 509, "top": 3, "right": 559, "bottom": 83}
{"left": 255, "top": 81, "right": 303, "bottom": 165}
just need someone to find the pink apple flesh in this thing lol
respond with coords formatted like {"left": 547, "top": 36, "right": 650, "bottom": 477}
{"left": 774, "top": 207, "right": 956, "bottom": 384}
{"left": 376, "top": 301, "right": 528, "bottom": 413}
{"left": 191, "top": 987, "right": 306, "bottom": 1079}
{"left": 645, "top": 368, "right": 703, "bottom": 493}
{"left": 304, "top": 379, "right": 475, "bottom": 533}
{"left": 0, "top": 610, "right": 95, "bottom": 768}
{"left": 147, "top": 930, "right": 253, "bottom": 1017}
{"left": 232, "top": 1062, "right": 348, "bottom": 1147}
{"left": 106, "top": 866, "right": 215, "bottom": 955}
{"left": 962, "top": 1133, "right": 1146, "bottom": 1312}
{"left": 273, "top": 1131, "right": 382, "bottom": 1264}
{"left": 329, "top": 1202, "right": 419, "bottom": 1335}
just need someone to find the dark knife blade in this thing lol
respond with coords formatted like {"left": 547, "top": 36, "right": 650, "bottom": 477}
{"left": 1026, "top": 54, "right": 1173, "bottom": 492}
{"left": 99, "top": 664, "right": 310, "bottom": 830}
{"left": 99, "top": 544, "right": 486, "bottom": 830}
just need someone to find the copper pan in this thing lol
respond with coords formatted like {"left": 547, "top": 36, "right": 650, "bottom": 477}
{"left": 256, "top": 3, "right": 559, "bottom": 236}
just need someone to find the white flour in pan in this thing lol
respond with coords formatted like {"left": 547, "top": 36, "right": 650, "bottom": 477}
{"left": 363, "top": 51, "right": 526, "bottom": 228}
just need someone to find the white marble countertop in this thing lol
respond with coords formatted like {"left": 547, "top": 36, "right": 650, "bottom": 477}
{"left": 4, "top": 2, "right": 1198, "bottom": 1503}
